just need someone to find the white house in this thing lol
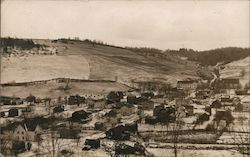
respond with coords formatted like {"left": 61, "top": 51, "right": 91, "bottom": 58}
{"left": 13, "top": 124, "right": 42, "bottom": 141}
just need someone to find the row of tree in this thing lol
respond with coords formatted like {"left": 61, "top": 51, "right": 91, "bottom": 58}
{"left": 166, "top": 47, "right": 250, "bottom": 66}
{"left": 0, "top": 37, "right": 42, "bottom": 51}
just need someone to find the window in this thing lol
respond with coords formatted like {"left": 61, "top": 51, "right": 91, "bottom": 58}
{"left": 22, "top": 131, "right": 24, "bottom": 135}
{"left": 22, "top": 137, "right": 24, "bottom": 140}
{"left": 17, "top": 131, "right": 19, "bottom": 134}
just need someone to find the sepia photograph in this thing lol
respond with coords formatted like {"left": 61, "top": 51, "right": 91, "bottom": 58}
{"left": 0, "top": 0, "right": 249, "bottom": 157}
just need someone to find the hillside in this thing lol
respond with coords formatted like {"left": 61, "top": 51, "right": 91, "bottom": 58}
{"left": 0, "top": 80, "right": 130, "bottom": 99}
{"left": 220, "top": 56, "right": 250, "bottom": 88}
{"left": 165, "top": 47, "right": 250, "bottom": 66}
{"left": 1, "top": 39, "right": 199, "bottom": 86}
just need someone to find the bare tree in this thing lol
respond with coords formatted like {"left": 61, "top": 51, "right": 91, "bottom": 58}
{"left": 172, "top": 119, "right": 184, "bottom": 157}
{"left": 37, "top": 131, "right": 66, "bottom": 157}
{"left": 0, "top": 133, "right": 13, "bottom": 155}
{"left": 229, "top": 115, "right": 250, "bottom": 157}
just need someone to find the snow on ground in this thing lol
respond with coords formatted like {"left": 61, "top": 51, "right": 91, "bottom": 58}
{"left": 220, "top": 57, "right": 250, "bottom": 87}
{"left": 33, "top": 132, "right": 108, "bottom": 157}
{"left": 1, "top": 55, "right": 90, "bottom": 83}
{"left": 147, "top": 148, "right": 242, "bottom": 157}
{"left": 218, "top": 132, "right": 250, "bottom": 144}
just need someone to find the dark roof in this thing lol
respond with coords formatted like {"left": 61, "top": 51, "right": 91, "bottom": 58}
{"left": 221, "top": 78, "right": 239, "bottom": 84}
{"left": 177, "top": 80, "right": 198, "bottom": 84}
{"left": 1, "top": 122, "right": 39, "bottom": 132}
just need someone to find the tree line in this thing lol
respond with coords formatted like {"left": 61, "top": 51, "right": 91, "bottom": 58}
{"left": 0, "top": 37, "right": 42, "bottom": 51}
{"left": 165, "top": 47, "right": 250, "bottom": 66}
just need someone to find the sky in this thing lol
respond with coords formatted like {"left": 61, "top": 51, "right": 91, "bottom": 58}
{"left": 1, "top": 0, "right": 249, "bottom": 50}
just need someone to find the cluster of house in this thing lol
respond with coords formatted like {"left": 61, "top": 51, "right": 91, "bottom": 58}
{"left": 1, "top": 76, "right": 249, "bottom": 156}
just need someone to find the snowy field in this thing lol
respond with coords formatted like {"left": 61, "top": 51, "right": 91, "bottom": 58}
{"left": 1, "top": 55, "right": 90, "bottom": 83}
{"left": 147, "top": 148, "right": 242, "bottom": 157}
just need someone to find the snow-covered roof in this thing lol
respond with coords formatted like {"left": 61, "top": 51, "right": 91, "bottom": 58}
{"left": 241, "top": 95, "right": 250, "bottom": 103}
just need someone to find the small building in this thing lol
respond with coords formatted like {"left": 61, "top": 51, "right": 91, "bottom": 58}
{"left": 153, "top": 105, "right": 176, "bottom": 123}
{"left": 220, "top": 95, "right": 233, "bottom": 106}
{"left": 235, "top": 89, "right": 248, "bottom": 95}
{"left": 115, "top": 143, "right": 145, "bottom": 156}
{"left": 53, "top": 106, "right": 64, "bottom": 113}
{"left": 71, "top": 110, "right": 91, "bottom": 122}
{"left": 127, "top": 94, "right": 137, "bottom": 104}
{"left": 0, "top": 96, "right": 22, "bottom": 105}
{"left": 12, "top": 141, "right": 26, "bottom": 154}
{"left": 195, "top": 90, "right": 209, "bottom": 99}
{"left": 58, "top": 129, "right": 80, "bottom": 139}
{"left": 144, "top": 116, "right": 157, "bottom": 125}
{"left": 107, "top": 91, "right": 124, "bottom": 103}
{"left": 177, "top": 80, "right": 198, "bottom": 91}
{"left": 196, "top": 113, "right": 210, "bottom": 124}
{"left": 68, "top": 95, "right": 85, "bottom": 105}
{"left": 185, "top": 105, "right": 194, "bottom": 116}
{"left": 8, "top": 108, "right": 19, "bottom": 117}
{"left": 94, "top": 122, "right": 104, "bottom": 130}
{"left": 211, "top": 100, "right": 222, "bottom": 108}
{"left": 26, "top": 95, "right": 36, "bottom": 103}
{"left": 106, "top": 123, "right": 138, "bottom": 141}
{"left": 10, "top": 124, "right": 42, "bottom": 141}
{"left": 84, "top": 139, "right": 100, "bottom": 149}
{"left": 0, "top": 112, "right": 5, "bottom": 117}
{"left": 219, "top": 78, "right": 240, "bottom": 89}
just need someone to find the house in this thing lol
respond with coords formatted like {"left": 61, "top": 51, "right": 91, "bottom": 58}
{"left": 1, "top": 123, "right": 43, "bottom": 142}
{"left": 115, "top": 142, "right": 145, "bottom": 156}
{"left": 219, "top": 78, "right": 240, "bottom": 89}
{"left": 220, "top": 95, "right": 233, "bottom": 106}
{"left": 84, "top": 139, "right": 100, "bottom": 149}
{"left": 106, "top": 123, "right": 138, "bottom": 141}
{"left": 53, "top": 106, "right": 64, "bottom": 113}
{"left": 26, "top": 95, "right": 36, "bottom": 103}
{"left": 196, "top": 113, "right": 210, "bottom": 124}
{"left": 211, "top": 100, "right": 222, "bottom": 108}
{"left": 107, "top": 91, "right": 124, "bottom": 103}
{"left": 71, "top": 110, "right": 91, "bottom": 122}
{"left": 185, "top": 105, "right": 194, "bottom": 116}
{"left": 58, "top": 129, "right": 80, "bottom": 139}
{"left": 68, "top": 95, "right": 85, "bottom": 105}
{"left": 21, "top": 107, "right": 31, "bottom": 113}
{"left": 195, "top": 90, "right": 209, "bottom": 99}
{"left": 8, "top": 108, "right": 19, "bottom": 117}
{"left": 94, "top": 122, "right": 104, "bottom": 130}
{"left": 153, "top": 105, "right": 176, "bottom": 123}
{"left": 177, "top": 80, "right": 198, "bottom": 91}
{"left": 144, "top": 116, "right": 157, "bottom": 125}
{"left": 11, "top": 141, "right": 26, "bottom": 155}
{"left": 14, "top": 124, "right": 42, "bottom": 141}
{"left": 235, "top": 89, "right": 248, "bottom": 95}
{"left": 127, "top": 94, "right": 137, "bottom": 104}
{"left": 163, "top": 88, "right": 185, "bottom": 100}
{"left": 0, "top": 112, "right": 5, "bottom": 117}
{"left": 0, "top": 96, "right": 22, "bottom": 105}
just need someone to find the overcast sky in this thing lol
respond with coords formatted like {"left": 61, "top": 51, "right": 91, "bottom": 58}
{"left": 1, "top": 0, "right": 249, "bottom": 50}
